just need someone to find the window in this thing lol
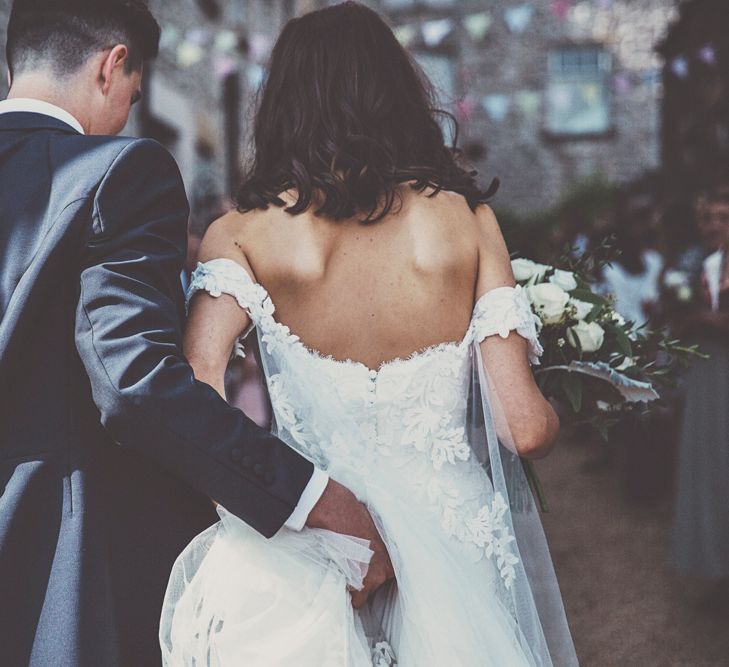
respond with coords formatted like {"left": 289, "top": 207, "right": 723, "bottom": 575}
{"left": 545, "top": 45, "right": 612, "bottom": 138}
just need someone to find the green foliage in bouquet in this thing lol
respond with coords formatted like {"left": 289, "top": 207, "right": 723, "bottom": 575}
{"left": 514, "top": 237, "right": 703, "bottom": 441}
{"left": 511, "top": 238, "right": 704, "bottom": 511}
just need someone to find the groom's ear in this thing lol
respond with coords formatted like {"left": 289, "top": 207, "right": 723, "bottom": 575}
{"left": 99, "top": 45, "right": 130, "bottom": 95}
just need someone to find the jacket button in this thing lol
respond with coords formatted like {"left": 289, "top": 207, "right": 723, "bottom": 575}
{"left": 264, "top": 471, "right": 276, "bottom": 485}
{"left": 253, "top": 463, "right": 266, "bottom": 477}
{"left": 231, "top": 448, "right": 242, "bottom": 462}
{"left": 241, "top": 455, "right": 253, "bottom": 469}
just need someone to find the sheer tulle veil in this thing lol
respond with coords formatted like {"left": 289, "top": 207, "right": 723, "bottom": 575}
{"left": 471, "top": 344, "right": 578, "bottom": 666}
{"left": 160, "top": 299, "right": 578, "bottom": 665}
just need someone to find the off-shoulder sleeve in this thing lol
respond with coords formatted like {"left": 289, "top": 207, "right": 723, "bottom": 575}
{"left": 471, "top": 285, "right": 544, "bottom": 365}
{"left": 187, "top": 258, "right": 272, "bottom": 358}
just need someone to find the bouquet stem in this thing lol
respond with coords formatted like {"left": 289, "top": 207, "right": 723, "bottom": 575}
{"left": 522, "top": 459, "right": 550, "bottom": 513}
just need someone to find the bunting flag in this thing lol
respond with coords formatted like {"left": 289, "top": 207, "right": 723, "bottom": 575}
{"left": 697, "top": 43, "right": 716, "bottom": 66}
{"left": 482, "top": 94, "right": 510, "bottom": 122}
{"left": 160, "top": 23, "right": 181, "bottom": 52}
{"left": 247, "top": 63, "right": 266, "bottom": 89}
{"left": 454, "top": 95, "right": 477, "bottom": 121}
{"left": 421, "top": 18, "right": 454, "bottom": 48}
{"left": 214, "top": 30, "right": 238, "bottom": 53}
{"left": 514, "top": 90, "right": 541, "bottom": 117}
{"left": 670, "top": 55, "right": 689, "bottom": 79}
{"left": 249, "top": 33, "right": 273, "bottom": 63}
{"left": 503, "top": 5, "right": 534, "bottom": 34}
{"left": 611, "top": 72, "right": 632, "bottom": 94}
{"left": 550, "top": 0, "right": 572, "bottom": 21}
{"left": 186, "top": 28, "right": 211, "bottom": 47}
{"left": 213, "top": 54, "right": 238, "bottom": 80}
{"left": 177, "top": 41, "right": 205, "bottom": 67}
{"left": 394, "top": 24, "right": 417, "bottom": 47}
{"left": 463, "top": 12, "right": 493, "bottom": 41}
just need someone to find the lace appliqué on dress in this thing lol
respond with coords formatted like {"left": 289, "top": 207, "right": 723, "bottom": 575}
{"left": 187, "top": 263, "right": 543, "bottom": 589}
{"left": 372, "top": 641, "right": 397, "bottom": 666}
{"left": 471, "top": 285, "right": 544, "bottom": 365}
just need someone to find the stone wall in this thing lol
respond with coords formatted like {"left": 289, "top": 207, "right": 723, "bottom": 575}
{"left": 363, "top": 0, "right": 680, "bottom": 215}
{"left": 0, "top": 0, "right": 681, "bottom": 217}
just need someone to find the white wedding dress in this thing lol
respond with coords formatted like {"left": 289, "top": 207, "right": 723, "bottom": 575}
{"left": 160, "top": 258, "right": 578, "bottom": 667}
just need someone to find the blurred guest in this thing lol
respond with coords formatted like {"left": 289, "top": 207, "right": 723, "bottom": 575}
{"left": 600, "top": 189, "right": 664, "bottom": 327}
{"left": 672, "top": 184, "right": 729, "bottom": 609}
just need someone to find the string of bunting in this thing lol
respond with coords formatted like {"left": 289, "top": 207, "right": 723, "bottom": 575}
{"left": 392, "top": 5, "right": 526, "bottom": 49}
{"left": 157, "top": 21, "right": 275, "bottom": 86}
{"left": 465, "top": 70, "right": 662, "bottom": 124}
{"left": 668, "top": 43, "right": 718, "bottom": 80}
{"left": 393, "top": 1, "right": 600, "bottom": 48}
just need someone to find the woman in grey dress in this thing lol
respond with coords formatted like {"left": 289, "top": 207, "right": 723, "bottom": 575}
{"left": 672, "top": 185, "right": 729, "bottom": 595}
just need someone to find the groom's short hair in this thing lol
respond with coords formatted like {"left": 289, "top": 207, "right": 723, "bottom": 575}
{"left": 6, "top": 0, "right": 160, "bottom": 78}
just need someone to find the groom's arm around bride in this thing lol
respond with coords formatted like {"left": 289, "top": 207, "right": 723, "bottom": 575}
{"left": 0, "top": 1, "right": 391, "bottom": 665}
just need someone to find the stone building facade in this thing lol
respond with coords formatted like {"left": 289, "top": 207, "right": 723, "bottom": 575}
{"left": 368, "top": 0, "right": 680, "bottom": 216}
{"left": 0, "top": 0, "right": 681, "bottom": 219}
{"left": 658, "top": 0, "right": 729, "bottom": 196}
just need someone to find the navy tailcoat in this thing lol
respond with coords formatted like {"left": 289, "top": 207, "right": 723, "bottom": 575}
{"left": 0, "top": 113, "right": 314, "bottom": 666}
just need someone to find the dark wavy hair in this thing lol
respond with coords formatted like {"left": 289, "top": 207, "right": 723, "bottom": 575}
{"left": 237, "top": 1, "right": 499, "bottom": 223}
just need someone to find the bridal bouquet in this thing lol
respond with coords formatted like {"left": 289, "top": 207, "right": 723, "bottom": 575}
{"left": 511, "top": 241, "right": 702, "bottom": 439}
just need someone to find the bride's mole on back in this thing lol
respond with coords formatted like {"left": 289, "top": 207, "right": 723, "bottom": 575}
{"left": 210, "top": 186, "right": 482, "bottom": 370}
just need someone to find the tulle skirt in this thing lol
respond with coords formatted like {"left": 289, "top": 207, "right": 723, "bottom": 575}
{"left": 160, "top": 480, "right": 541, "bottom": 667}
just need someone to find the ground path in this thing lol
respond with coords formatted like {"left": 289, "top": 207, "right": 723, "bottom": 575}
{"left": 540, "top": 440, "right": 729, "bottom": 667}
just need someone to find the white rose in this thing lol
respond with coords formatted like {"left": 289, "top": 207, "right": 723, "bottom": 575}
{"left": 511, "top": 258, "right": 550, "bottom": 284}
{"left": 616, "top": 356, "right": 636, "bottom": 371}
{"left": 677, "top": 285, "right": 693, "bottom": 302}
{"left": 611, "top": 311, "right": 626, "bottom": 326}
{"left": 567, "top": 320, "right": 605, "bottom": 353}
{"left": 570, "top": 298, "right": 594, "bottom": 321}
{"left": 663, "top": 269, "right": 689, "bottom": 289}
{"left": 527, "top": 283, "right": 570, "bottom": 325}
{"left": 549, "top": 269, "right": 578, "bottom": 292}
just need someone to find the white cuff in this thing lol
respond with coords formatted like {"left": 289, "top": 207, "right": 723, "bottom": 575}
{"left": 284, "top": 468, "right": 329, "bottom": 531}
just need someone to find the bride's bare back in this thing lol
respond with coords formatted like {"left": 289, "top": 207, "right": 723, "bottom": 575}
{"left": 198, "top": 186, "right": 501, "bottom": 369}
{"left": 187, "top": 186, "right": 557, "bottom": 459}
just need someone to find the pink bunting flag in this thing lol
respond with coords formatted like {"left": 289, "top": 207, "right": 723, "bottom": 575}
{"left": 213, "top": 55, "right": 238, "bottom": 80}
{"left": 249, "top": 33, "right": 273, "bottom": 63}
{"left": 454, "top": 96, "right": 477, "bottom": 122}
{"left": 612, "top": 73, "right": 632, "bottom": 94}
{"left": 697, "top": 44, "right": 716, "bottom": 66}
{"left": 550, "top": 0, "right": 572, "bottom": 21}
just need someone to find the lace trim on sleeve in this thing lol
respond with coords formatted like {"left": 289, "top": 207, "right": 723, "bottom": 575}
{"left": 187, "top": 258, "right": 270, "bottom": 359}
{"left": 471, "top": 285, "right": 544, "bottom": 365}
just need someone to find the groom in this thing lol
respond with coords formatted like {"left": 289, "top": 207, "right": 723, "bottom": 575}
{"left": 0, "top": 2, "right": 391, "bottom": 665}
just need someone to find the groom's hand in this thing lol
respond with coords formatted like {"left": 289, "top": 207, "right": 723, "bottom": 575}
{"left": 306, "top": 479, "right": 395, "bottom": 608}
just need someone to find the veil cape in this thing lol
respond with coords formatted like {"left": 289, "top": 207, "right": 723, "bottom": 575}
{"left": 468, "top": 343, "right": 578, "bottom": 666}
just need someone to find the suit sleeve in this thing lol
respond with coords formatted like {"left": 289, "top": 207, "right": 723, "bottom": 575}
{"left": 75, "top": 138, "right": 314, "bottom": 538}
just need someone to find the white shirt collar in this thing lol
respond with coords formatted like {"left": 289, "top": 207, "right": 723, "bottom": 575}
{"left": 0, "top": 98, "right": 85, "bottom": 134}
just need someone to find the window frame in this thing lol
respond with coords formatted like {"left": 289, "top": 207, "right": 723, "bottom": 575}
{"left": 542, "top": 42, "right": 615, "bottom": 142}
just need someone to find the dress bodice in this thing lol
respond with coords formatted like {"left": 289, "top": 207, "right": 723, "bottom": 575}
{"left": 188, "top": 258, "right": 543, "bottom": 587}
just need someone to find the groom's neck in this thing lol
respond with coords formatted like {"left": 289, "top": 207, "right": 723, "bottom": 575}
{"left": 7, "top": 70, "right": 92, "bottom": 134}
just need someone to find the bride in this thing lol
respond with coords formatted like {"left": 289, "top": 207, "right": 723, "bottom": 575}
{"left": 160, "top": 2, "right": 577, "bottom": 665}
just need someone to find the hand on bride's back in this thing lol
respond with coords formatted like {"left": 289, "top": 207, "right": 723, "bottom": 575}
{"left": 306, "top": 479, "right": 395, "bottom": 608}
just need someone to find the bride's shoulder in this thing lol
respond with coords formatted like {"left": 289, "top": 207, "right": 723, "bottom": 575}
{"left": 405, "top": 185, "right": 501, "bottom": 233}
{"left": 198, "top": 207, "right": 277, "bottom": 265}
